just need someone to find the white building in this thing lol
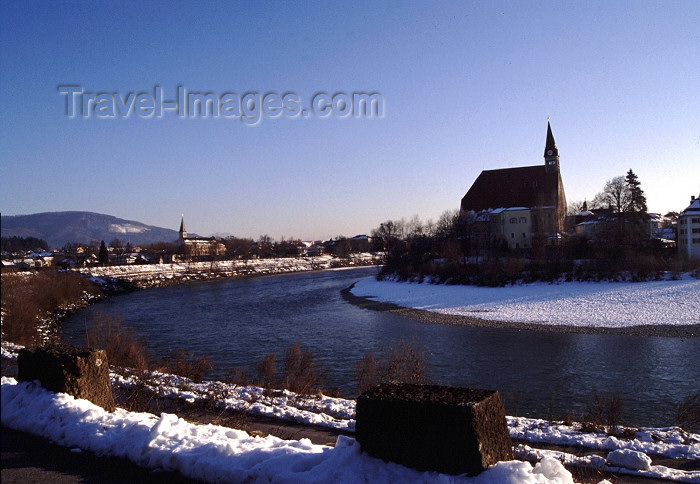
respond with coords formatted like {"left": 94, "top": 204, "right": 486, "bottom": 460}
{"left": 489, "top": 207, "right": 533, "bottom": 250}
{"left": 677, "top": 195, "right": 700, "bottom": 259}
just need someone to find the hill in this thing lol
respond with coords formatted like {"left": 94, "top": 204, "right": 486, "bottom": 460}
{"left": 0, "top": 212, "right": 185, "bottom": 248}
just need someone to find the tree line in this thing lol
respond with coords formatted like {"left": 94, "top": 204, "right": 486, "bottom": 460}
{"left": 1, "top": 236, "right": 49, "bottom": 253}
{"left": 372, "top": 170, "right": 697, "bottom": 284}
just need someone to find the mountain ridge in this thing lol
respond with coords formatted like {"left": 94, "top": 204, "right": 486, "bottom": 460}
{"left": 1, "top": 211, "right": 190, "bottom": 248}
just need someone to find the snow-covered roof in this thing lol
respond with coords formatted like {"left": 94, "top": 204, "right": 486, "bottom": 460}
{"left": 680, "top": 196, "right": 700, "bottom": 215}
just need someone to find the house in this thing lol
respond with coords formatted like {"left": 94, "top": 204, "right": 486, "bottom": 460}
{"left": 460, "top": 121, "right": 567, "bottom": 248}
{"left": 177, "top": 216, "right": 226, "bottom": 259}
{"left": 677, "top": 195, "right": 700, "bottom": 259}
{"left": 489, "top": 207, "right": 533, "bottom": 250}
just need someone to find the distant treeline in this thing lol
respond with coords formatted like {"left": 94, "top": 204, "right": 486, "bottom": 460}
{"left": 1, "top": 236, "right": 50, "bottom": 253}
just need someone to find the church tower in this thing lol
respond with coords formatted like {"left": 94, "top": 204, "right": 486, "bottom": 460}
{"left": 178, "top": 215, "right": 187, "bottom": 241}
{"left": 544, "top": 120, "right": 560, "bottom": 174}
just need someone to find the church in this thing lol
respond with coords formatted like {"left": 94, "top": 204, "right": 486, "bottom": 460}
{"left": 460, "top": 122, "right": 567, "bottom": 249}
{"left": 177, "top": 216, "right": 226, "bottom": 258}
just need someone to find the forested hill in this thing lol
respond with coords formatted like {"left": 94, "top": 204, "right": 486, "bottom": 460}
{"left": 1, "top": 212, "right": 182, "bottom": 248}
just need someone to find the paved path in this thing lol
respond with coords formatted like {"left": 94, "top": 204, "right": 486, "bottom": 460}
{"left": 1, "top": 426, "right": 199, "bottom": 483}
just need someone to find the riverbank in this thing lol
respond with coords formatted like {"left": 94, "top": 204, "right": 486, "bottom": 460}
{"left": 343, "top": 276, "right": 700, "bottom": 338}
{"left": 2, "top": 341, "right": 698, "bottom": 483}
{"left": 76, "top": 253, "right": 381, "bottom": 289}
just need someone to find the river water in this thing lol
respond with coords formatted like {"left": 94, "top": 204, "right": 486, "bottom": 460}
{"left": 61, "top": 267, "right": 699, "bottom": 427}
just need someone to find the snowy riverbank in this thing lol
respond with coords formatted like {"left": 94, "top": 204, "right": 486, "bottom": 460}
{"left": 2, "top": 343, "right": 698, "bottom": 483}
{"left": 76, "top": 253, "right": 380, "bottom": 289}
{"left": 349, "top": 274, "right": 700, "bottom": 331}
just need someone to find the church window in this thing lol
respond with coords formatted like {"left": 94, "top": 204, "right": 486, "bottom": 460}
{"left": 519, "top": 217, "right": 526, "bottom": 224}
{"left": 510, "top": 217, "right": 517, "bottom": 224}
{"left": 511, "top": 233, "right": 515, "bottom": 239}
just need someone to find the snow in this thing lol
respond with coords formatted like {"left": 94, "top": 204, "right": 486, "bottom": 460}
{"left": 350, "top": 275, "right": 700, "bottom": 327}
{"left": 79, "top": 253, "right": 380, "bottom": 288}
{"left": 108, "top": 223, "right": 148, "bottom": 233}
{"left": 2, "top": 338, "right": 699, "bottom": 482}
{"left": 1, "top": 376, "right": 574, "bottom": 483}
{"left": 606, "top": 449, "right": 652, "bottom": 470}
{"left": 508, "top": 416, "right": 699, "bottom": 460}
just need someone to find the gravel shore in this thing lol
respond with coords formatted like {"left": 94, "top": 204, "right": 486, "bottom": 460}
{"left": 341, "top": 284, "right": 700, "bottom": 338}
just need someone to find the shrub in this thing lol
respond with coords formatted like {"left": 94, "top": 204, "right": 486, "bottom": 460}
{"left": 1, "top": 270, "right": 101, "bottom": 346}
{"left": 1, "top": 276, "right": 41, "bottom": 345}
{"left": 281, "top": 343, "right": 324, "bottom": 395}
{"left": 84, "top": 312, "right": 149, "bottom": 370}
{"left": 256, "top": 352, "right": 277, "bottom": 389}
{"left": 583, "top": 387, "right": 624, "bottom": 434}
{"left": 675, "top": 393, "right": 700, "bottom": 433}
{"left": 251, "top": 343, "right": 326, "bottom": 396}
{"left": 155, "top": 349, "right": 214, "bottom": 383}
{"left": 356, "top": 339, "right": 428, "bottom": 394}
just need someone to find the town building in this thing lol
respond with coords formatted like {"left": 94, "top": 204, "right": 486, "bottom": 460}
{"left": 177, "top": 216, "right": 226, "bottom": 259}
{"left": 678, "top": 195, "right": 700, "bottom": 259}
{"left": 460, "top": 122, "right": 567, "bottom": 248}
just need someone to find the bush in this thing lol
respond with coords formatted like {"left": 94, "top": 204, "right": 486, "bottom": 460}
{"left": 1, "top": 270, "right": 101, "bottom": 345}
{"left": 356, "top": 339, "right": 428, "bottom": 394}
{"left": 281, "top": 343, "right": 324, "bottom": 395}
{"left": 675, "top": 393, "right": 700, "bottom": 433}
{"left": 84, "top": 312, "right": 150, "bottom": 370}
{"left": 154, "top": 349, "right": 213, "bottom": 383}
{"left": 583, "top": 387, "right": 624, "bottom": 434}
{"left": 256, "top": 352, "right": 277, "bottom": 388}
{"left": 249, "top": 343, "right": 326, "bottom": 395}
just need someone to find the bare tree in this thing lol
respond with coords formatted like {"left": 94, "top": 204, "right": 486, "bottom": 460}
{"left": 592, "top": 176, "right": 630, "bottom": 213}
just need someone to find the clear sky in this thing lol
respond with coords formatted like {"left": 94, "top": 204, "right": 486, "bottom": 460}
{"left": 1, "top": 1, "right": 698, "bottom": 240}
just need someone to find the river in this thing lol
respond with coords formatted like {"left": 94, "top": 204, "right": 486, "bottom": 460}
{"left": 61, "top": 267, "right": 699, "bottom": 427}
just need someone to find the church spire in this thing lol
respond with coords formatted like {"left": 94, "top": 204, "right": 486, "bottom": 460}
{"left": 179, "top": 215, "right": 187, "bottom": 240}
{"left": 544, "top": 120, "right": 560, "bottom": 173}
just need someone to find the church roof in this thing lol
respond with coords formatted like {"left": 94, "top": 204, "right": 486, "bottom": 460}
{"left": 544, "top": 120, "right": 558, "bottom": 156}
{"left": 179, "top": 216, "right": 187, "bottom": 234}
{"left": 460, "top": 165, "right": 562, "bottom": 212}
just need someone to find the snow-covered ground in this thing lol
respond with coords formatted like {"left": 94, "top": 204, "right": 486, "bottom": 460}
{"left": 2, "top": 376, "right": 575, "bottom": 484}
{"left": 78, "top": 253, "right": 380, "bottom": 288}
{"left": 350, "top": 275, "right": 700, "bottom": 328}
{"left": 2, "top": 344, "right": 698, "bottom": 483}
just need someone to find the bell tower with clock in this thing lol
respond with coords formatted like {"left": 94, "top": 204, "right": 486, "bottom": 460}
{"left": 544, "top": 120, "right": 560, "bottom": 174}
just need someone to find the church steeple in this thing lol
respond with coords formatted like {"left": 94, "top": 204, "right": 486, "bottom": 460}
{"left": 179, "top": 215, "right": 187, "bottom": 240}
{"left": 544, "top": 120, "right": 560, "bottom": 173}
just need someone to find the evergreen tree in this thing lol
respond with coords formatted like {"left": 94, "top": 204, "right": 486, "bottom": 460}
{"left": 625, "top": 169, "right": 647, "bottom": 213}
{"left": 98, "top": 240, "right": 109, "bottom": 265}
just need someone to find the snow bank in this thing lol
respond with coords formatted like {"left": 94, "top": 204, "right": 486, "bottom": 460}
{"left": 78, "top": 254, "right": 380, "bottom": 288}
{"left": 1, "top": 377, "right": 573, "bottom": 483}
{"left": 508, "top": 417, "right": 699, "bottom": 460}
{"left": 350, "top": 276, "right": 700, "bottom": 327}
{"left": 607, "top": 449, "right": 652, "bottom": 471}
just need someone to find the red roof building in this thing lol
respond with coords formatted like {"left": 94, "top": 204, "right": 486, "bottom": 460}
{"left": 460, "top": 122, "right": 567, "bottom": 238}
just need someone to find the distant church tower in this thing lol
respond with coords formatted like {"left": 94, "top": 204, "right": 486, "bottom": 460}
{"left": 544, "top": 120, "right": 560, "bottom": 174}
{"left": 179, "top": 215, "right": 187, "bottom": 241}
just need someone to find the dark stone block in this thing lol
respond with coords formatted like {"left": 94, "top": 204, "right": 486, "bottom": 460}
{"left": 17, "top": 344, "right": 115, "bottom": 412}
{"left": 356, "top": 383, "right": 513, "bottom": 475}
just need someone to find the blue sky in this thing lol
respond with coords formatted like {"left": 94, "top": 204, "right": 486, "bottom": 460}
{"left": 1, "top": 1, "right": 698, "bottom": 240}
